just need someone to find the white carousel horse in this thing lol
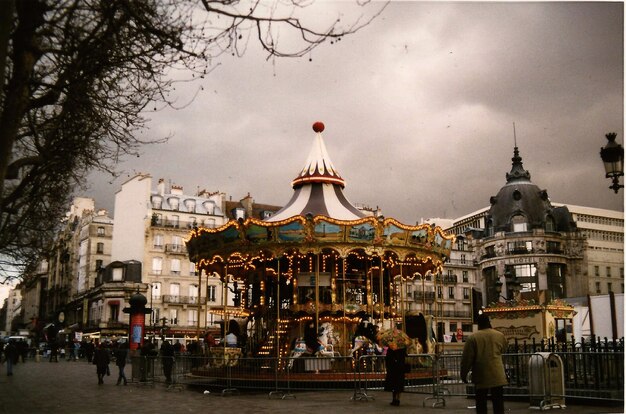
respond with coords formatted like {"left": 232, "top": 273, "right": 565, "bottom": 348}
{"left": 288, "top": 322, "right": 336, "bottom": 369}
{"left": 349, "top": 319, "right": 383, "bottom": 356}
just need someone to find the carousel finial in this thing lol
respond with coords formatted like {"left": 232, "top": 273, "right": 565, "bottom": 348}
{"left": 312, "top": 121, "right": 325, "bottom": 133}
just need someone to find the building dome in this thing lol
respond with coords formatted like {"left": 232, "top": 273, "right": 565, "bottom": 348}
{"left": 486, "top": 146, "right": 575, "bottom": 233}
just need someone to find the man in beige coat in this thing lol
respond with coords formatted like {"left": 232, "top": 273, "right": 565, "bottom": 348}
{"left": 461, "top": 313, "right": 509, "bottom": 414}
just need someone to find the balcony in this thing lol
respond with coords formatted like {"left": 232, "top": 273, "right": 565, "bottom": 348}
{"left": 435, "top": 275, "right": 458, "bottom": 284}
{"left": 165, "top": 244, "right": 187, "bottom": 255}
{"left": 413, "top": 291, "right": 436, "bottom": 302}
{"left": 506, "top": 247, "right": 533, "bottom": 255}
{"left": 162, "top": 295, "right": 199, "bottom": 305}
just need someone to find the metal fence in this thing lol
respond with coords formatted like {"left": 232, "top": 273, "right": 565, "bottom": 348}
{"left": 128, "top": 346, "right": 623, "bottom": 405}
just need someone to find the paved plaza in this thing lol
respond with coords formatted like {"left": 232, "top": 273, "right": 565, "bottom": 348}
{"left": 0, "top": 358, "right": 622, "bottom": 414}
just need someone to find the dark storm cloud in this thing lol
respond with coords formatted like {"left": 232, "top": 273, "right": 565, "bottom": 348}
{"left": 85, "top": 1, "right": 623, "bottom": 224}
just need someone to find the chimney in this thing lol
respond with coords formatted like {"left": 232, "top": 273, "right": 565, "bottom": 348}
{"left": 157, "top": 178, "right": 165, "bottom": 196}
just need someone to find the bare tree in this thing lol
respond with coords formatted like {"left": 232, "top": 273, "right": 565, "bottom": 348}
{"left": 0, "top": 0, "right": 385, "bottom": 282}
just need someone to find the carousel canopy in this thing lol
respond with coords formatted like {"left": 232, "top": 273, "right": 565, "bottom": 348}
{"left": 266, "top": 122, "right": 366, "bottom": 222}
{"left": 186, "top": 122, "right": 455, "bottom": 280}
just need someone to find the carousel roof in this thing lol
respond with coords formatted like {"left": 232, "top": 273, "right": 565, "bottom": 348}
{"left": 266, "top": 122, "right": 366, "bottom": 222}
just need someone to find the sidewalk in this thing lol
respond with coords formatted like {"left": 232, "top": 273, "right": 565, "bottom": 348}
{"left": 0, "top": 358, "right": 622, "bottom": 414}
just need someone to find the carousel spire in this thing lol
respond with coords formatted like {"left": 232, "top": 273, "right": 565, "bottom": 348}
{"left": 266, "top": 122, "right": 365, "bottom": 222}
{"left": 292, "top": 122, "right": 346, "bottom": 188}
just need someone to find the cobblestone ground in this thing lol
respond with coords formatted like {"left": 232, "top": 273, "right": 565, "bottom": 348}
{"left": 0, "top": 358, "right": 622, "bottom": 414}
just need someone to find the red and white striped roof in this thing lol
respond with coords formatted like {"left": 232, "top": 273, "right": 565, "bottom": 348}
{"left": 266, "top": 122, "right": 365, "bottom": 222}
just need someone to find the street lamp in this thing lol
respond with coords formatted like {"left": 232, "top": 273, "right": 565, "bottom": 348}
{"left": 495, "top": 270, "right": 521, "bottom": 303}
{"left": 600, "top": 132, "right": 624, "bottom": 193}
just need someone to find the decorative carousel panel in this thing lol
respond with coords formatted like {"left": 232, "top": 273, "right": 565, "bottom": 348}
{"left": 407, "top": 228, "right": 429, "bottom": 246}
{"left": 276, "top": 220, "right": 306, "bottom": 242}
{"left": 384, "top": 223, "right": 407, "bottom": 245}
{"left": 434, "top": 232, "right": 443, "bottom": 247}
{"left": 347, "top": 222, "right": 376, "bottom": 243}
{"left": 314, "top": 219, "right": 344, "bottom": 242}
{"left": 245, "top": 223, "right": 272, "bottom": 244}
{"left": 221, "top": 226, "right": 241, "bottom": 245}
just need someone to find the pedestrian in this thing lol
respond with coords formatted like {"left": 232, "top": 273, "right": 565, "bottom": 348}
{"left": 384, "top": 346, "right": 407, "bottom": 406}
{"left": 93, "top": 343, "right": 110, "bottom": 385}
{"left": 461, "top": 313, "right": 509, "bottom": 414}
{"left": 4, "top": 340, "right": 17, "bottom": 376}
{"left": 113, "top": 341, "right": 129, "bottom": 385}
{"left": 160, "top": 340, "right": 175, "bottom": 384}
{"left": 85, "top": 340, "right": 95, "bottom": 363}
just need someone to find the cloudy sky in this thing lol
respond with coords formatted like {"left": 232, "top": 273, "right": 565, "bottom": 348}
{"left": 84, "top": 1, "right": 624, "bottom": 225}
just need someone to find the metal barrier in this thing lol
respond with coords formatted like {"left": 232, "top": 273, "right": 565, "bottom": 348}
{"left": 128, "top": 351, "right": 623, "bottom": 405}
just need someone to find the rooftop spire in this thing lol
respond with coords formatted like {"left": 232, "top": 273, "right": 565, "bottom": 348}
{"left": 506, "top": 145, "right": 531, "bottom": 183}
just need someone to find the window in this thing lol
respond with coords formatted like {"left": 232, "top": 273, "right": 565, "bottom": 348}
{"left": 595, "top": 282, "right": 601, "bottom": 294}
{"left": 152, "top": 257, "right": 163, "bottom": 275}
{"left": 172, "top": 236, "right": 182, "bottom": 246}
{"left": 95, "top": 260, "right": 103, "bottom": 271}
{"left": 207, "top": 285, "right": 216, "bottom": 302}
{"left": 594, "top": 266, "right": 600, "bottom": 277}
{"left": 109, "top": 303, "right": 119, "bottom": 322}
{"left": 112, "top": 267, "right": 123, "bottom": 281}
{"left": 169, "top": 197, "right": 179, "bottom": 211}
{"left": 457, "top": 238, "right": 465, "bottom": 251}
{"left": 507, "top": 241, "right": 532, "bottom": 254}
{"left": 188, "top": 309, "right": 198, "bottom": 325}
{"left": 154, "top": 234, "right": 163, "bottom": 248}
{"left": 606, "top": 267, "right": 612, "bottom": 277}
{"left": 234, "top": 208, "right": 245, "bottom": 220}
{"left": 463, "top": 287, "right": 470, "bottom": 300}
{"left": 448, "top": 286, "right": 455, "bottom": 299}
{"left": 546, "top": 241, "right": 561, "bottom": 253}
{"left": 152, "top": 283, "right": 161, "bottom": 299}
{"left": 462, "top": 271, "right": 469, "bottom": 283}
{"left": 189, "top": 262, "right": 196, "bottom": 276}
{"left": 171, "top": 259, "right": 181, "bottom": 275}
{"left": 189, "top": 285, "right": 198, "bottom": 303}
{"left": 511, "top": 215, "right": 528, "bottom": 232}
{"left": 96, "top": 242, "right": 104, "bottom": 254}
{"left": 545, "top": 216, "right": 556, "bottom": 232}
{"left": 512, "top": 264, "right": 537, "bottom": 293}
{"left": 621, "top": 268, "right": 624, "bottom": 279}
{"left": 97, "top": 226, "right": 105, "bottom": 236}
{"left": 171, "top": 215, "right": 179, "bottom": 227}
{"left": 460, "top": 254, "right": 466, "bottom": 264}
{"left": 170, "top": 309, "right": 178, "bottom": 325}
{"left": 607, "top": 282, "right": 612, "bottom": 292}
{"left": 437, "top": 286, "right": 442, "bottom": 299}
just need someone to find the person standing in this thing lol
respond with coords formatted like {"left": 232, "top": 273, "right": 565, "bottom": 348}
{"left": 160, "top": 340, "right": 175, "bottom": 384}
{"left": 93, "top": 343, "right": 110, "bottom": 385}
{"left": 113, "top": 342, "right": 129, "bottom": 385}
{"left": 4, "top": 340, "right": 17, "bottom": 376}
{"left": 384, "top": 346, "right": 407, "bottom": 406}
{"left": 461, "top": 314, "right": 509, "bottom": 414}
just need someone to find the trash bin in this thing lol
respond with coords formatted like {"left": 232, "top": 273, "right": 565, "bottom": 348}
{"left": 528, "top": 352, "right": 566, "bottom": 409}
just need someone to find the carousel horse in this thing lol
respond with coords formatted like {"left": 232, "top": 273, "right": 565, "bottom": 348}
{"left": 288, "top": 322, "right": 335, "bottom": 369}
{"left": 405, "top": 313, "right": 436, "bottom": 366}
{"left": 349, "top": 317, "right": 383, "bottom": 356}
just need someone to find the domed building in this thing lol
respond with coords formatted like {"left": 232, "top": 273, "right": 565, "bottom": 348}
{"left": 463, "top": 145, "right": 587, "bottom": 342}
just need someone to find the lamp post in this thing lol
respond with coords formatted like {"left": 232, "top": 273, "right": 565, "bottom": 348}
{"left": 495, "top": 270, "right": 521, "bottom": 304}
{"left": 600, "top": 132, "right": 624, "bottom": 193}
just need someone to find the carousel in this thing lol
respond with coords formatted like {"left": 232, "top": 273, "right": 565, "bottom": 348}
{"left": 186, "top": 122, "right": 454, "bottom": 376}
